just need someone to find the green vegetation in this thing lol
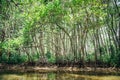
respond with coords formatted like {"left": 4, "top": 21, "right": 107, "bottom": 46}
{"left": 0, "top": 0, "right": 120, "bottom": 68}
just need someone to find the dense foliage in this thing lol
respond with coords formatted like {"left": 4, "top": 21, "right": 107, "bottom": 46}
{"left": 0, "top": 0, "right": 120, "bottom": 67}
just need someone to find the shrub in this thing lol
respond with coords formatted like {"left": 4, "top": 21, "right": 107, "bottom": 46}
{"left": 0, "top": 53, "right": 9, "bottom": 63}
{"left": 0, "top": 52, "right": 28, "bottom": 64}
{"left": 46, "top": 51, "right": 56, "bottom": 63}
{"left": 17, "top": 54, "right": 28, "bottom": 63}
{"left": 86, "top": 53, "right": 95, "bottom": 62}
{"left": 30, "top": 52, "right": 40, "bottom": 62}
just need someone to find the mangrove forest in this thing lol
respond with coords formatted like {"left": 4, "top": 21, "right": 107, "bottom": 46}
{"left": 0, "top": 0, "right": 120, "bottom": 72}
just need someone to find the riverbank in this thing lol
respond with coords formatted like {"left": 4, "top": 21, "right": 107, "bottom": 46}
{"left": 0, "top": 64, "right": 120, "bottom": 75}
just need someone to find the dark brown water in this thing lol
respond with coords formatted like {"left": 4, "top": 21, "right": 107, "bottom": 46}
{"left": 0, "top": 71, "right": 120, "bottom": 80}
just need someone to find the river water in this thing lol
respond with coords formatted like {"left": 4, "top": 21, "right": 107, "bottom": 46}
{"left": 0, "top": 71, "right": 120, "bottom": 80}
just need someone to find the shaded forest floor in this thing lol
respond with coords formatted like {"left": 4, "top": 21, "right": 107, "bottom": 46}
{"left": 0, "top": 63, "right": 120, "bottom": 75}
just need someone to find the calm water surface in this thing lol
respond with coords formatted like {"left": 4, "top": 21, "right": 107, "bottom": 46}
{"left": 0, "top": 71, "right": 120, "bottom": 80}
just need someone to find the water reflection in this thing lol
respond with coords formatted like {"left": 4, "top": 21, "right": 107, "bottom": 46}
{"left": 0, "top": 72, "right": 120, "bottom": 80}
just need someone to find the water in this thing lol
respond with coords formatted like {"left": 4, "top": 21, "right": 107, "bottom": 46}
{"left": 0, "top": 71, "right": 120, "bottom": 80}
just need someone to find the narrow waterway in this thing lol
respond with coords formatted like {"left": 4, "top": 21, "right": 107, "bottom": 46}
{"left": 0, "top": 71, "right": 120, "bottom": 80}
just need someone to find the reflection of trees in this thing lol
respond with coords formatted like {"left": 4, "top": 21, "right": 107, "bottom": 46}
{"left": 0, "top": 72, "right": 120, "bottom": 80}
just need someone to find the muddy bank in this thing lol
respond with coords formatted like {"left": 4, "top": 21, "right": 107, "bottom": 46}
{"left": 0, "top": 64, "right": 120, "bottom": 75}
